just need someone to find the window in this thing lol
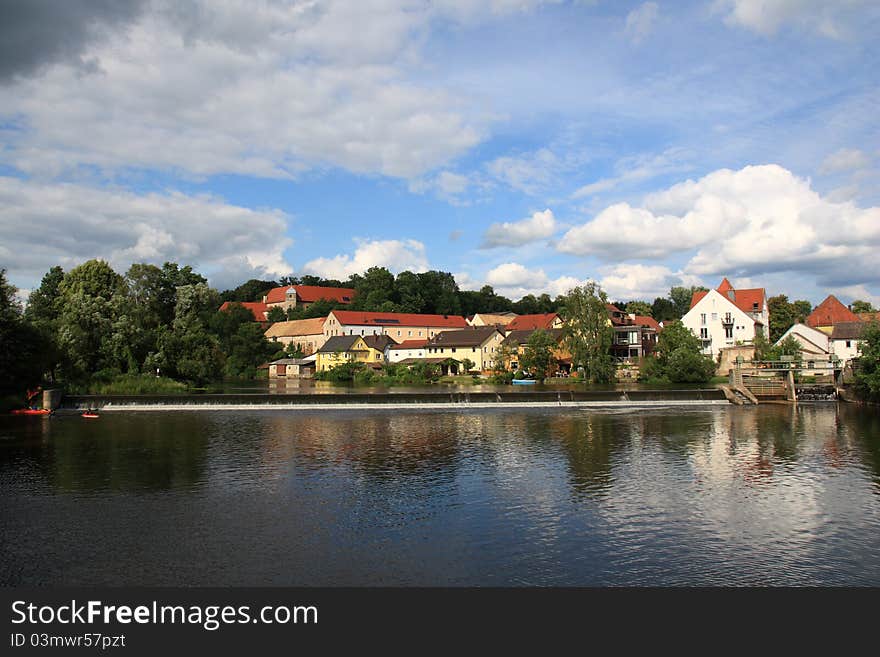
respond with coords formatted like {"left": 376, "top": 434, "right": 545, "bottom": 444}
{"left": 846, "top": 340, "right": 852, "bottom": 348}
{"left": 472, "top": 347, "right": 476, "bottom": 352}
{"left": 397, "top": 330, "right": 401, "bottom": 337}
{"left": 711, "top": 313, "right": 717, "bottom": 321}
{"left": 700, "top": 328, "right": 708, "bottom": 339}
{"left": 408, "top": 330, "right": 412, "bottom": 336}
{"left": 701, "top": 313, "right": 706, "bottom": 325}
{"left": 725, "top": 327, "right": 733, "bottom": 339}
{"left": 452, "top": 347, "right": 456, "bottom": 353}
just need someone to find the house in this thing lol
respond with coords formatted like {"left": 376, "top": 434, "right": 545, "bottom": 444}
{"left": 607, "top": 305, "right": 659, "bottom": 360}
{"left": 268, "top": 357, "right": 316, "bottom": 379}
{"left": 264, "top": 317, "right": 327, "bottom": 355}
{"left": 681, "top": 278, "right": 768, "bottom": 356}
{"left": 467, "top": 312, "right": 518, "bottom": 327}
{"left": 504, "top": 313, "right": 563, "bottom": 332}
{"left": 263, "top": 285, "right": 355, "bottom": 312}
{"left": 315, "top": 334, "right": 395, "bottom": 372}
{"left": 218, "top": 301, "right": 269, "bottom": 322}
{"left": 805, "top": 295, "right": 860, "bottom": 334}
{"left": 423, "top": 326, "right": 506, "bottom": 373}
{"left": 502, "top": 328, "right": 571, "bottom": 374}
{"left": 323, "top": 310, "right": 468, "bottom": 342}
{"left": 829, "top": 322, "right": 866, "bottom": 363}
{"left": 386, "top": 339, "right": 428, "bottom": 364}
{"left": 773, "top": 323, "right": 836, "bottom": 374}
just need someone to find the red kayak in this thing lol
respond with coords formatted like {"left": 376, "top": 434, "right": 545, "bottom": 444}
{"left": 81, "top": 413, "right": 100, "bottom": 419}
{"left": 10, "top": 408, "right": 51, "bottom": 416}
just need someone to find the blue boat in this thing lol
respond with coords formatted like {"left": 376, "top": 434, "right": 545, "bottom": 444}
{"left": 512, "top": 379, "right": 536, "bottom": 385}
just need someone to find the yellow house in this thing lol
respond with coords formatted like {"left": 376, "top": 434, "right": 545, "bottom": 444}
{"left": 315, "top": 334, "right": 394, "bottom": 372}
{"left": 423, "top": 326, "right": 506, "bottom": 373}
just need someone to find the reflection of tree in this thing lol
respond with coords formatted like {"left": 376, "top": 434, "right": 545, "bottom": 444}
{"left": 551, "top": 413, "right": 621, "bottom": 498}
{"left": 46, "top": 414, "right": 208, "bottom": 492}
{"left": 839, "top": 404, "right": 880, "bottom": 490}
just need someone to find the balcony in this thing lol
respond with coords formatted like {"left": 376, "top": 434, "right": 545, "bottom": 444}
{"left": 721, "top": 314, "right": 733, "bottom": 325}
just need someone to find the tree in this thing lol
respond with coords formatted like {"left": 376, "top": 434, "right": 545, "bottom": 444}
{"left": 0, "top": 269, "right": 51, "bottom": 395}
{"left": 643, "top": 320, "right": 716, "bottom": 383}
{"left": 520, "top": 329, "right": 557, "bottom": 380}
{"left": 460, "top": 358, "right": 475, "bottom": 374}
{"left": 24, "top": 266, "right": 64, "bottom": 326}
{"left": 768, "top": 294, "right": 797, "bottom": 343}
{"left": 651, "top": 297, "right": 677, "bottom": 322}
{"left": 350, "top": 267, "right": 396, "bottom": 310}
{"left": 267, "top": 306, "right": 286, "bottom": 322}
{"left": 560, "top": 283, "right": 614, "bottom": 384}
{"left": 852, "top": 300, "right": 876, "bottom": 314}
{"left": 668, "top": 286, "right": 707, "bottom": 320}
{"left": 854, "top": 322, "right": 880, "bottom": 402}
{"left": 417, "top": 270, "right": 461, "bottom": 315}
{"left": 220, "top": 278, "right": 277, "bottom": 303}
{"left": 625, "top": 300, "right": 653, "bottom": 317}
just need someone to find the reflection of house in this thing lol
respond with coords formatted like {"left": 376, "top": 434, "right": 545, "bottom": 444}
{"left": 264, "top": 317, "right": 327, "bottom": 354}
{"left": 502, "top": 328, "right": 571, "bottom": 374}
{"left": 504, "top": 313, "right": 563, "bottom": 332}
{"left": 268, "top": 357, "right": 316, "bottom": 379}
{"left": 386, "top": 339, "right": 428, "bottom": 363}
{"left": 218, "top": 301, "right": 269, "bottom": 322}
{"left": 424, "top": 326, "right": 506, "bottom": 373}
{"left": 607, "top": 305, "right": 659, "bottom": 360}
{"left": 805, "top": 295, "right": 860, "bottom": 334}
{"left": 467, "top": 312, "right": 518, "bottom": 327}
{"left": 682, "top": 278, "right": 768, "bottom": 356}
{"left": 315, "top": 334, "right": 395, "bottom": 372}
{"left": 323, "top": 311, "right": 468, "bottom": 341}
{"left": 263, "top": 285, "right": 355, "bottom": 312}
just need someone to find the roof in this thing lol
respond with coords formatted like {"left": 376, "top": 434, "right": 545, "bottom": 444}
{"left": 503, "top": 328, "right": 565, "bottom": 346}
{"left": 830, "top": 322, "right": 865, "bottom": 341}
{"left": 690, "top": 280, "right": 766, "bottom": 315}
{"left": 265, "top": 285, "right": 355, "bottom": 305}
{"left": 633, "top": 315, "right": 662, "bottom": 331}
{"left": 329, "top": 310, "right": 468, "bottom": 328}
{"left": 858, "top": 312, "right": 880, "bottom": 323}
{"left": 426, "top": 326, "right": 503, "bottom": 347}
{"left": 389, "top": 339, "right": 428, "bottom": 350}
{"left": 269, "top": 358, "right": 315, "bottom": 366}
{"left": 468, "top": 312, "right": 518, "bottom": 326}
{"left": 806, "top": 295, "right": 860, "bottom": 328}
{"left": 263, "top": 317, "right": 326, "bottom": 338}
{"left": 777, "top": 323, "right": 830, "bottom": 353}
{"left": 362, "top": 334, "right": 396, "bottom": 351}
{"left": 505, "top": 313, "right": 560, "bottom": 331}
{"left": 317, "top": 335, "right": 361, "bottom": 353}
{"left": 219, "top": 301, "right": 268, "bottom": 322}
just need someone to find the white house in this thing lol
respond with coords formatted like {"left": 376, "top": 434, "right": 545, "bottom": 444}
{"left": 386, "top": 340, "right": 428, "bottom": 363}
{"left": 829, "top": 322, "right": 865, "bottom": 363}
{"left": 681, "top": 278, "right": 768, "bottom": 356}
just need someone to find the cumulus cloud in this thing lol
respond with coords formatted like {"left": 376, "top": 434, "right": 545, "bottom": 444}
{"left": 714, "top": 0, "right": 877, "bottom": 38}
{"left": 820, "top": 148, "right": 871, "bottom": 174}
{"left": 0, "top": 176, "right": 292, "bottom": 288}
{"left": 625, "top": 2, "right": 659, "bottom": 44}
{"left": 302, "top": 239, "right": 429, "bottom": 280}
{"left": 483, "top": 262, "right": 582, "bottom": 298}
{"left": 560, "top": 164, "right": 880, "bottom": 288}
{"left": 0, "top": 0, "right": 496, "bottom": 181}
{"left": 481, "top": 209, "right": 557, "bottom": 248}
{"left": 598, "top": 264, "right": 702, "bottom": 301}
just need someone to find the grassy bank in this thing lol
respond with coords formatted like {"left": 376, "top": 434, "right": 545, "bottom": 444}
{"left": 68, "top": 374, "right": 189, "bottom": 395}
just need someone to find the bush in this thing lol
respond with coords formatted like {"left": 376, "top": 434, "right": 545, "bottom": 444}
{"left": 70, "top": 373, "right": 188, "bottom": 395}
{"left": 666, "top": 347, "right": 717, "bottom": 383}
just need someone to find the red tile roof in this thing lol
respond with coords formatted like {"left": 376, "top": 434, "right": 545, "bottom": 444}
{"left": 389, "top": 340, "right": 428, "bottom": 350}
{"left": 690, "top": 280, "right": 765, "bottom": 315}
{"left": 219, "top": 301, "right": 268, "bottom": 321}
{"left": 505, "top": 313, "right": 560, "bottom": 331}
{"left": 265, "top": 285, "right": 355, "bottom": 304}
{"left": 633, "top": 315, "right": 662, "bottom": 331}
{"left": 329, "top": 310, "right": 468, "bottom": 328}
{"left": 806, "top": 295, "right": 860, "bottom": 328}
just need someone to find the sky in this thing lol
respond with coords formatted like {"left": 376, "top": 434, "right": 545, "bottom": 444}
{"left": 0, "top": 0, "right": 878, "bottom": 306}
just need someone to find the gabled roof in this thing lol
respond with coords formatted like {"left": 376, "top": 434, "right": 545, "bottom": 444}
{"left": 219, "top": 301, "right": 268, "bottom": 322}
{"left": 633, "top": 315, "right": 662, "bottom": 331}
{"left": 806, "top": 295, "right": 860, "bottom": 327}
{"left": 389, "top": 340, "right": 428, "bottom": 350}
{"left": 690, "top": 280, "right": 766, "bottom": 315}
{"left": 502, "top": 328, "right": 565, "bottom": 346}
{"left": 317, "top": 335, "right": 362, "bottom": 353}
{"left": 329, "top": 310, "right": 468, "bottom": 328}
{"left": 263, "top": 317, "right": 326, "bottom": 338}
{"left": 858, "top": 312, "right": 880, "bottom": 323}
{"left": 426, "top": 326, "right": 503, "bottom": 347}
{"left": 362, "top": 334, "right": 396, "bottom": 351}
{"left": 505, "top": 313, "right": 560, "bottom": 331}
{"left": 265, "top": 285, "right": 355, "bottom": 304}
{"left": 830, "top": 321, "right": 865, "bottom": 341}
{"left": 776, "top": 323, "right": 830, "bottom": 354}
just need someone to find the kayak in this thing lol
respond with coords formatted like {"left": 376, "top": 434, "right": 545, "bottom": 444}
{"left": 10, "top": 408, "right": 52, "bottom": 415}
{"left": 81, "top": 413, "right": 100, "bottom": 419}
{"left": 512, "top": 379, "right": 536, "bottom": 385}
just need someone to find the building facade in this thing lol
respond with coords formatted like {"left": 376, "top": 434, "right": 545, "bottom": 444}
{"left": 681, "top": 278, "right": 768, "bottom": 356}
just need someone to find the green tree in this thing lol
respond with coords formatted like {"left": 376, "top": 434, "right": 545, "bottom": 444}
{"left": 651, "top": 297, "right": 677, "bottom": 322}
{"left": 792, "top": 300, "right": 813, "bottom": 322}
{"left": 350, "top": 267, "right": 396, "bottom": 310}
{"left": 643, "top": 321, "right": 716, "bottom": 383}
{"left": 854, "top": 322, "right": 880, "bottom": 402}
{"left": 520, "top": 329, "right": 557, "bottom": 380}
{"left": 267, "top": 306, "right": 286, "bottom": 322}
{"left": 852, "top": 300, "right": 876, "bottom": 314}
{"left": 417, "top": 270, "right": 461, "bottom": 315}
{"left": 219, "top": 278, "right": 277, "bottom": 303}
{"left": 0, "top": 270, "right": 51, "bottom": 395}
{"left": 560, "top": 283, "right": 614, "bottom": 384}
{"left": 625, "top": 300, "right": 653, "bottom": 317}
{"left": 394, "top": 270, "right": 425, "bottom": 313}
{"left": 668, "top": 285, "right": 707, "bottom": 320}
{"left": 460, "top": 357, "right": 475, "bottom": 374}
{"left": 768, "top": 294, "right": 797, "bottom": 343}
{"left": 24, "top": 266, "right": 64, "bottom": 326}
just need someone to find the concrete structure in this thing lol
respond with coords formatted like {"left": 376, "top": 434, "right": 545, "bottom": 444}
{"left": 264, "top": 285, "right": 355, "bottom": 312}
{"left": 323, "top": 310, "right": 468, "bottom": 342}
{"left": 264, "top": 317, "right": 327, "bottom": 355}
{"left": 424, "top": 326, "right": 506, "bottom": 373}
{"left": 682, "top": 278, "right": 768, "bottom": 356}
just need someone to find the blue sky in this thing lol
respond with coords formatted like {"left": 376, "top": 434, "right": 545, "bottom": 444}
{"left": 0, "top": 0, "right": 878, "bottom": 306}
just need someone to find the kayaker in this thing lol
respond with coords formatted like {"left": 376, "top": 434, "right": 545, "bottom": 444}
{"left": 25, "top": 385, "right": 42, "bottom": 410}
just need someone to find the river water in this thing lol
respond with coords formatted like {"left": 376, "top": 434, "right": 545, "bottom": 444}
{"left": 2, "top": 402, "right": 879, "bottom": 586}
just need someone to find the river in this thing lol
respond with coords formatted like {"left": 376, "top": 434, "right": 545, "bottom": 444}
{"left": 1, "top": 402, "right": 879, "bottom": 586}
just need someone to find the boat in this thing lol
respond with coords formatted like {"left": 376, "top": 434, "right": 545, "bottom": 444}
{"left": 10, "top": 408, "right": 52, "bottom": 415}
{"left": 81, "top": 412, "right": 100, "bottom": 419}
{"left": 512, "top": 379, "right": 537, "bottom": 385}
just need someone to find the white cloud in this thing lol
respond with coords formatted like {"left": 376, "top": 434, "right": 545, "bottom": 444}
{"left": 820, "top": 148, "right": 871, "bottom": 174}
{"left": 302, "top": 239, "right": 429, "bottom": 280}
{"left": 0, "top": 176, "right": 292, "bottom": 289}
{"left": 571, "top": 148, "right": 691, "bottom": 199}
{"left": 598, "top": 264, "right": 701, "bottom": 301}
{"left": 481, "top": 209, "right": 557, "bottom": 248}
{"left": 486, "top": 148, "right": 583, "bottom": 195}
{"left": 625, "top": 2, "right": 659, "bottom": 43}
{"left": 483, "top": 262, "right": 582, "bottom": 298}
{"left": 714, "top": 0, "right": 876, "bottom": 38}
{"left": 560, "top": 164, "right": 880, "bottom": 288}
{"left": 0, "top": 0, "right": 500, "bottom": 181}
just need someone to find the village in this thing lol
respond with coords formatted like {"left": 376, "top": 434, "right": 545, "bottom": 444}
{"left": 218, "top": 277, "right": 877, "bottom": 388}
